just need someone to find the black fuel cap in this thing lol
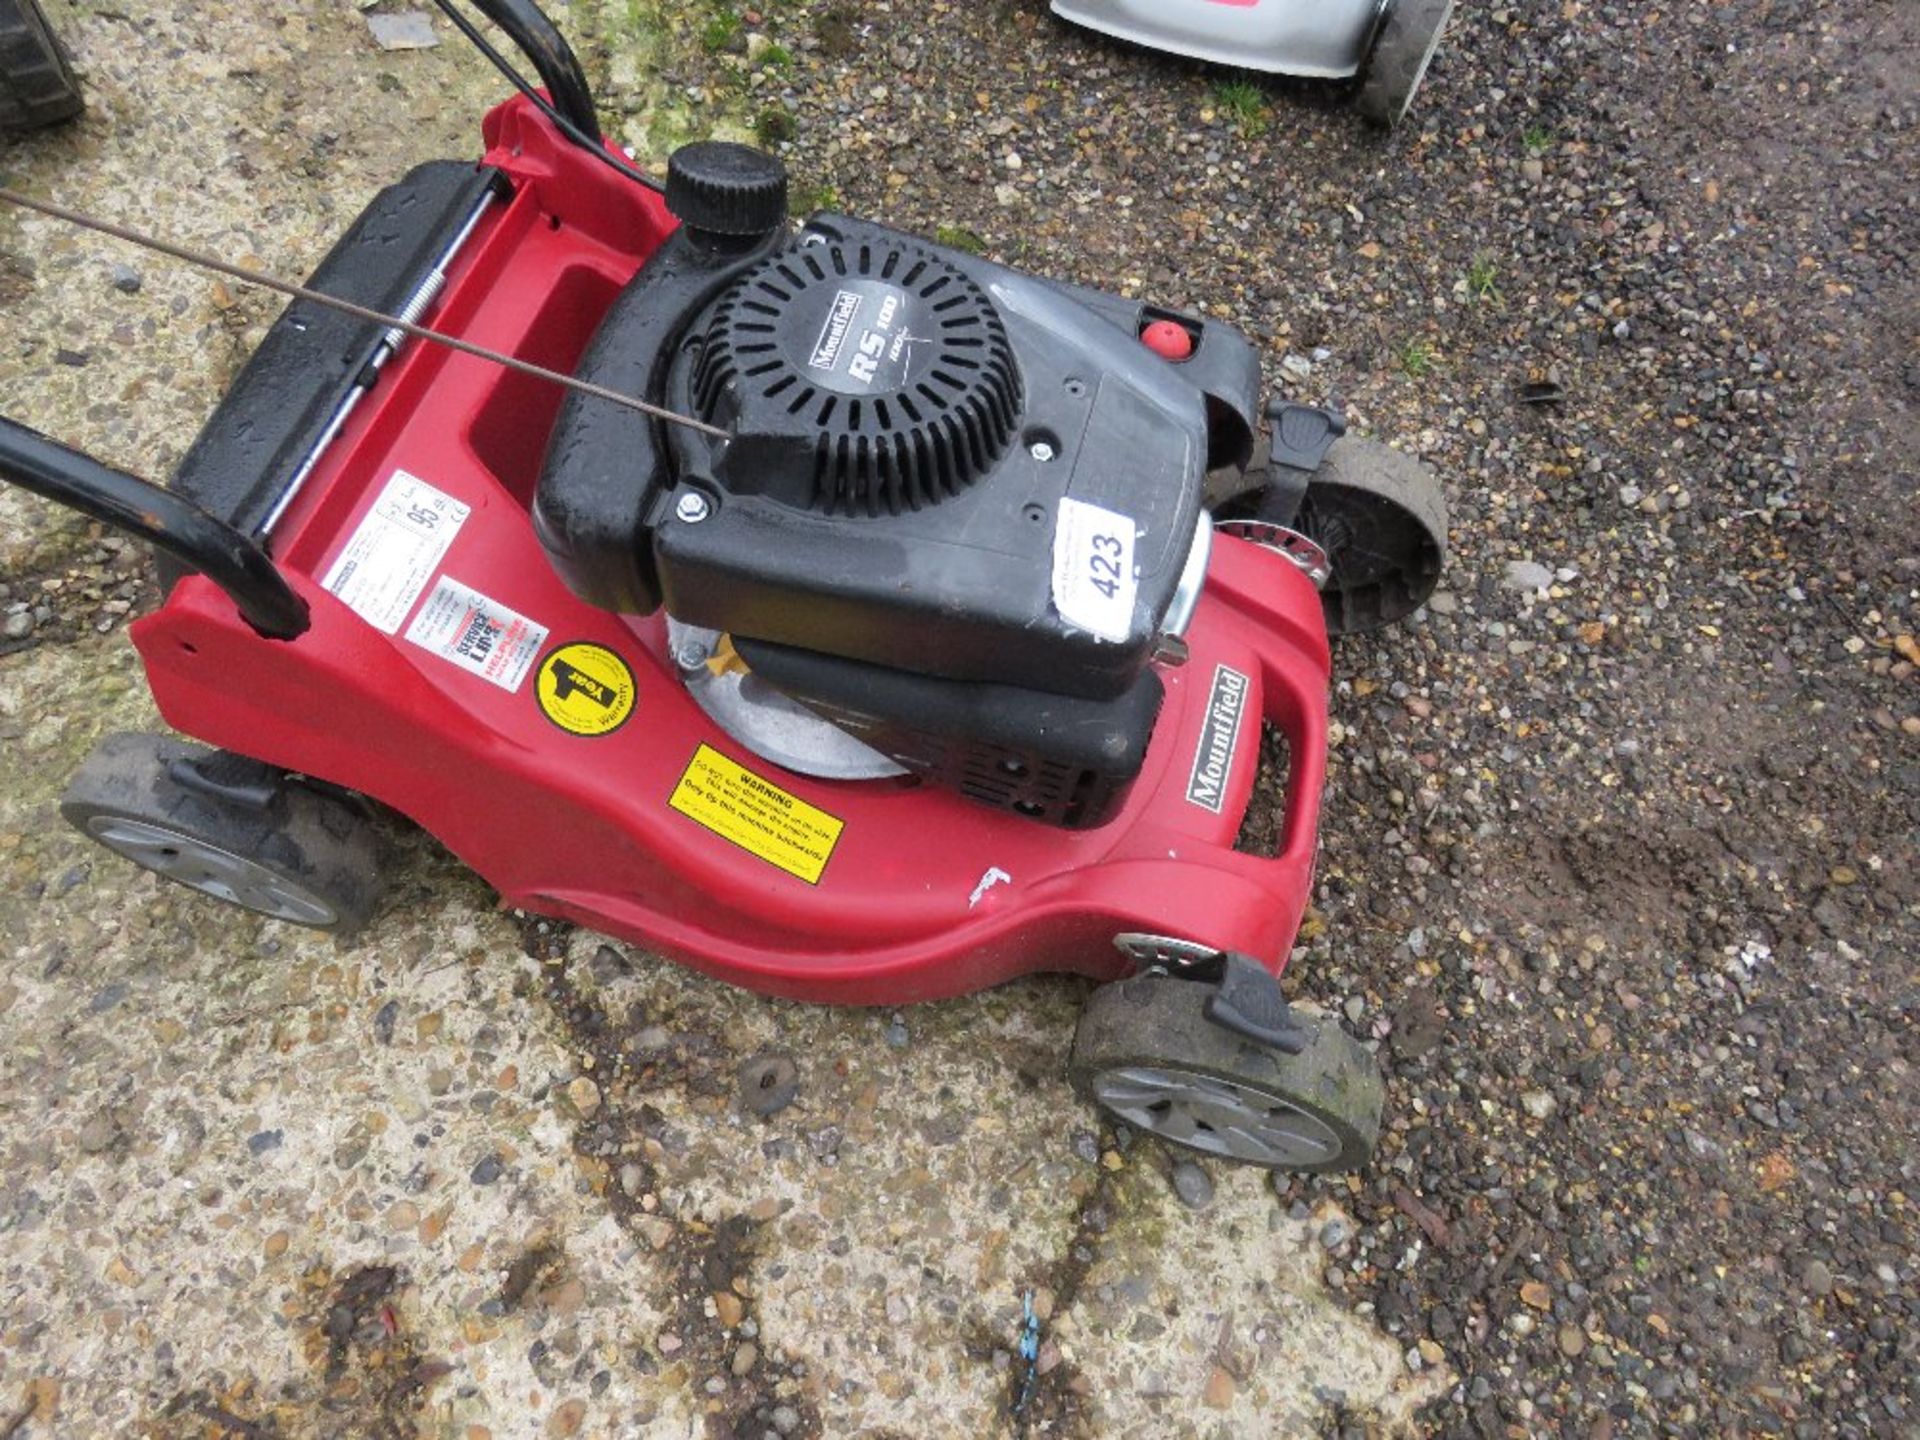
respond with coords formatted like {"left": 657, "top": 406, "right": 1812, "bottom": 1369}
{"left": 665, "top": 142, "right": 788, "bottom": 239}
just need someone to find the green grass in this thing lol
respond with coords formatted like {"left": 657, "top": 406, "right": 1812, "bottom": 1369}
{"left": 788, "top": 180, "right": 840, "bottom": 217}
{"left": 758, "top": 41, "right": 793, "bottom": 68}
{"left": 1212, "top": 80, "right": 1269, "bottom": 138}
{"left": 1522, "top": 125, "right": 1554, "bottom": 155}
{"left": 700, "top": 10, "right": 741, "bottom": 51}
{"left": 755, "top": 106, "right": 796, "bottom": 146}
{"left": 933, "top": 224, "right": 988, "bottom": 255}
{"left": 1465, "top": 254, "right": 1501, "bottom": 301}
{"left": 1396, "top": 337, "right": 1437, "bottom": 378}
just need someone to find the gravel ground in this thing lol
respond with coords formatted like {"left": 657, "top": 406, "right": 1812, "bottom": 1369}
{"left": 4, "top": 0, "right": 1917, "bottom": 1436}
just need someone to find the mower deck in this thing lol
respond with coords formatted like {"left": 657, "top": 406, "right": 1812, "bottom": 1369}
{"left": 140, "top": 510, "right": 1329, "bottom": 1006}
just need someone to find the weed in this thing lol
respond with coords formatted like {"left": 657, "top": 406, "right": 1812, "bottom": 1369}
{"left": 700, "top": 10, "right": 741, "bottom": 52}
{"left": 1396, "top": 337, "right": 1436, "bottom": 378}
{"left": 934, "top": 224, "right": 988, "bottom": 255}
{"left": 758, "top": 41, "right": 793, "bottom": 68}
{"left": 755, "top": 106, "right": 796, "bottom": 146}
{"left": 1522, "top": 125, "right": 1554, "bottom": 155}
{"left": 789, "top": 180, "right": 840, "bottom": 217}
{"left": 817, "top": 4, "right": 859, "bottom": 56}
{"left": 1466, "top": 254, "right": 1501, "bottom": 301}
{"left": 1213, "top": 79, "right": 1269, "bottom": 137}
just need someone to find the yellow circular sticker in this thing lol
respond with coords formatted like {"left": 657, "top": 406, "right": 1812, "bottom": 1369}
{"left": 534, "top": 642, "right": 636, "bottom": 737}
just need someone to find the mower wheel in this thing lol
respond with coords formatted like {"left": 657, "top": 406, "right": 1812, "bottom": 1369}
{"left": 60, "top": 733, "right": 383, "bottom": 934}
{"left": 1296, "top": 437, "right": 1448, "bottom": 635}
{"left": 0, "top": 0, "right": 83, "bottom": 132}
{"left": 1354, "top": 0, "right": 1455, "bottom": 128}
{"left": 1070, "top": 972, "right": 1382, "bottom": 1172}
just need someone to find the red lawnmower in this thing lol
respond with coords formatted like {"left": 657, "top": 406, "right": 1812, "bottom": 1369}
{"left": 0, "top": 1, "right": 1444, "bottom": 1171}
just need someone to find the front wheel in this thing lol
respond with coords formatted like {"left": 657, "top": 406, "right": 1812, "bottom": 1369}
{"left": 1070, "top": 972, "right": 1382, "bottom": 1172}
{"left": 0, "top": 0, "right": 84, "bottom": 132}
{"left": 1293, "top": 437, "right": 1448, "bottom": 634}
{"left": 60, "top": 733, "right": 384, "bottom": 934}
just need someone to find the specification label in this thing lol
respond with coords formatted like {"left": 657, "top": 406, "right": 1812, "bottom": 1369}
{"left": 320, "top": 469, "right": 469, "bottom": 634}
{"left": 669, "top": 744, "right": 845, "bottom": 885}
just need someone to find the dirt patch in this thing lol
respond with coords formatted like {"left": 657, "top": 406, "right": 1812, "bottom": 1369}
{"left": 1000, "top": 1161, "right": 1124, "bottom": 1437}
{"left": 0, "top": 249, "right": 32, "bottom": 306}
{"left": 528, "top": 926, "right": 825, "bottom": 1440}
{"left": 156, "top": 1263, "right": 451, "bottom": 1440}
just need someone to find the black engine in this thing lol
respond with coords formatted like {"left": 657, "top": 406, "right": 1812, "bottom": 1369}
{"left": 535, "top": 143, "right": 1265, "bottom": 826}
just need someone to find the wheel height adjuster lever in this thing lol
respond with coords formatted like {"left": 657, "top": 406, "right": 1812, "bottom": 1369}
{"left": 1202, "top": 952, "right": 1313, "bottom": 1055}
{"left": 166, "top": 750, "right": 285, "bottom": 813}
{"left": 1256, "top": 401, "right": 1347, "bottom": 527}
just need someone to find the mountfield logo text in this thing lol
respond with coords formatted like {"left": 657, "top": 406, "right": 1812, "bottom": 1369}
{"left": 808, "top": 289, "right": 864, "bottom": 372}
{"left": 1185, "top": 665, "right": 1250, "bottom": 812}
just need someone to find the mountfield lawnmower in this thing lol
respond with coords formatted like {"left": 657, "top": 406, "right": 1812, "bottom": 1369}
{"left": 0, "top": 0, "right": 1445, "bottom": 1172}
{"left": 1051, "top": 0, "right": 1456, "bottom": 127}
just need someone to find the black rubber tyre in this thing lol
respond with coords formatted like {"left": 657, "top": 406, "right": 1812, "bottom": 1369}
{"left": 1070, "top": 972, "right": 1382, "bottom": 1172}
{"left": 1354, "top": 0, "right": 1455, "bottom": 128}
{"left": 1301, "top": 436, "right": 1448, "bottom": 634}
{"left": 0, "top": 0, "right": 83, "bottom": 132}
{"left": 60, "top": 733, "right": 384, "bottom": 935}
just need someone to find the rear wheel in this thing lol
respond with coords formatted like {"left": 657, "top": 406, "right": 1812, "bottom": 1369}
{"left": 0, "top": 0, "right": 83, "bottom": 132}
{"left": 60, "top": 733, "right": 383, "bottom": 934}
{"left": 1293, "top": 437, "right": 1447, "bottom": 634}
{"left": 1070, "top": 972, "right": 1382, "bottom": 1172}
{"left": 1215, "top": 436, "right": 1448, "bottom": 635}
{"left": 1355, "top": 0, "right": 1455, "bottom": 128}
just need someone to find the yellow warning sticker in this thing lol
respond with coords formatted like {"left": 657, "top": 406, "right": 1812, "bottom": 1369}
{"left": 534, "top": 642, "right": 636, "bottom": 737}
{"left": 669, "top": 744, "right": 844, "bottom": 885}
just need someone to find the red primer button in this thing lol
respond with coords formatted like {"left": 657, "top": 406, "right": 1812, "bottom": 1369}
{"left": 1140, "top": 319, "right": 1194, "bottom": 361}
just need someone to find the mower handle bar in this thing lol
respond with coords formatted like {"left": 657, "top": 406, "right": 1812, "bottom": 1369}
{"left": 462, "top": 0, "right": 601, "bottom": 142}
{"left": 0, "top": 417, "right": 310, "bottom": 641}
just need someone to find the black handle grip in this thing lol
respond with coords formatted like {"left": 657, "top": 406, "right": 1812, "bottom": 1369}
{"left": 0, "top": 417, "right": 309, "bottom": 640}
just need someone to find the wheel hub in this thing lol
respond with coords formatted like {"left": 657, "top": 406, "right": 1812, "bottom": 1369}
{"left": 1213, "top": 518, "right": 1333, "bottom": 590}
{"left": 85, "top": 817, "right": 337, "bottom": 926}
{"left": 1091, "top": 1063, "right": 1344, "bottom": 1167}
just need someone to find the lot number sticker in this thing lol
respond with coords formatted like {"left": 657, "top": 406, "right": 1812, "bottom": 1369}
{"left": 1051, "top": 497, "right": 1138, "bottom": 642}
{"left": 669, "top": 744, "right": 845, "bottom": 885}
